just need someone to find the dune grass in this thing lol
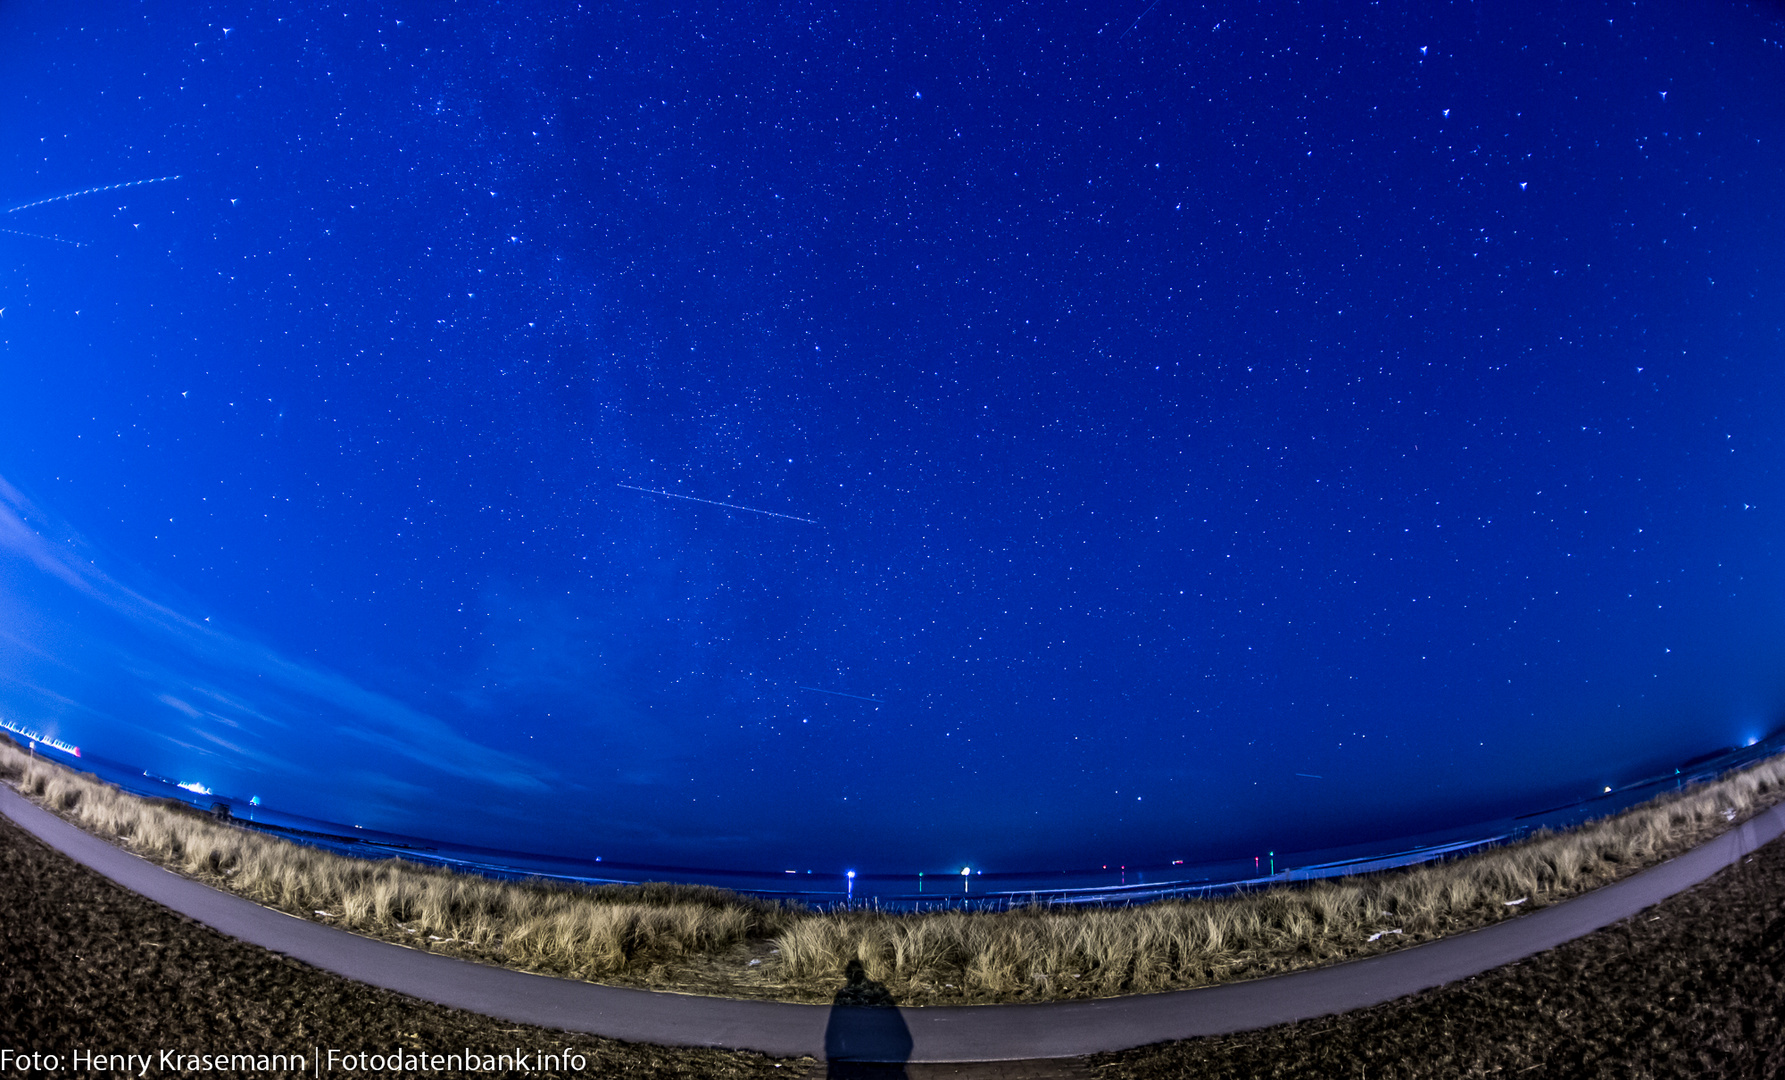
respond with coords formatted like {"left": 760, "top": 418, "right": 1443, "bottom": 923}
{"left": 2, "top": 738, "right": 1781, "bottom": 1005}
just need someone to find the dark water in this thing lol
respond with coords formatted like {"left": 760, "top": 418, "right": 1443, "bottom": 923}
{"left": 21, "top": 731, "right": 1777, "bottom": 911}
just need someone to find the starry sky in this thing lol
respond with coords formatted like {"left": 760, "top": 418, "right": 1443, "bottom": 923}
{"left": 1, "top": 0, "right": 1783, "bottom": 875}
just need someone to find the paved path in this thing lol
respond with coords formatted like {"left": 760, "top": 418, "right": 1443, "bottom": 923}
{"left": 4, "top": 784, "right": 1781, "bottom": 1063}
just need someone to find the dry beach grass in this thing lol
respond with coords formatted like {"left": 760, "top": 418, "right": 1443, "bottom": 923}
{"left": 9, "top": 793, "right": 1782, "bottom": 1079}
{"left": 0, "top": 810, "right": 799, "bottom": 1080}
{"left": 2, "top": 737, "right": 1781, "bottom": 1006}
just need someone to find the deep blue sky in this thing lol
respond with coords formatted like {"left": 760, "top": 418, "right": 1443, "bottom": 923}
{"left": 1, "top": 0, "right": 1783, "bottom": 873}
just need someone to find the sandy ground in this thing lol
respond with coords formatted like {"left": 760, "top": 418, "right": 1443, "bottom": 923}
{"left": 0, "top": 814, "right": 800, "bottom": 1079}
{"left": 1091, "top": 832, "right": 1785, "bottom": 1079}
{"left": 4, "top": 811, "right": 1784, "bottom": 1078}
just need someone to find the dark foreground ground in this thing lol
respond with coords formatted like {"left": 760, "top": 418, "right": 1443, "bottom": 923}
{"left": 2, "top": 814, "right": 1783, "bottom": 1079}
{"left": 0, "top": 814, "right": 797, "bottom": 1080}
{"left": 1088, "top": 831, "right": 1785, "bottom": 1080}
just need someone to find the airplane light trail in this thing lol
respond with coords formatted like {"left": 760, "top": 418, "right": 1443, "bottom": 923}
{"left": 5, "top": 175, "right": 184, "bottom": 215}
{"left": 798, "top": 686, "right": 885, "bottom": 704}
{"left": 617, "top": 483, "right": 818, "bottom": 524}
{"left": 0, "top": 717, "right": 80, "bottom": 757}
{"left": 0, "top": 227, "right": 84, "bottom": 247}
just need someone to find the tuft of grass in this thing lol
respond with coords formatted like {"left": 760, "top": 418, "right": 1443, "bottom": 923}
{"left": 0, "top": 806, "right": 802, "bottom": 1079}
{"left": 2, "top": 738, "right": 1781, "bottom": 1004}
{"left": 0, "top": 742, "right": 794, "bottom": 987}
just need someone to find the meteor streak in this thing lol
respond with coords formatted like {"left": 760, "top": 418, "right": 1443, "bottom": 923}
{"left": 617, "top": 483, "right": 818, "bottom": 525}
{"left": 798, "top": 686, "right": 885, "bottom": 704}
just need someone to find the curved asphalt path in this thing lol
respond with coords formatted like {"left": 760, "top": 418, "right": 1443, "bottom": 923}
{"left": 5, "top": 784, "right": 1783, "bottom": 1062}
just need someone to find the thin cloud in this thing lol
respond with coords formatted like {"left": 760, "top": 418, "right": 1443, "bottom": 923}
{"left": 0, "top": 474, "right": 552, "bottom": 794}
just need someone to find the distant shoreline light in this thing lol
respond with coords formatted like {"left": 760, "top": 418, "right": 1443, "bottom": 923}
{"left": 0, "top": 717, "right": 80, "bottom": 757}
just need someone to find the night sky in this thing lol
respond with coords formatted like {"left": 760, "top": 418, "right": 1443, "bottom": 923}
{"left": 2, "top": 0, "right": 1783, "bottom": 875}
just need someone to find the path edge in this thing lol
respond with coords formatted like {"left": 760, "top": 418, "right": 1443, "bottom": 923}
{"left": 4, "top": 783, "right": 1781, "bottom": 1062}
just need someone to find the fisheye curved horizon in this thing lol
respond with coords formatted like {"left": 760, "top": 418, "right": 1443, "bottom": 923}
{"left": 2, "top": 0, "right": 1784, "bottom": 880}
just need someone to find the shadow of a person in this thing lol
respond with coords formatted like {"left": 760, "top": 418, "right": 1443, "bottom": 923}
{"left": 822, "top": 958, "right": 914, "bottom": 1079}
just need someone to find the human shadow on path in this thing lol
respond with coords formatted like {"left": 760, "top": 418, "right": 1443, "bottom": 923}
{"left": 822, "top": 959, "right": 913, "bottom": 1078}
